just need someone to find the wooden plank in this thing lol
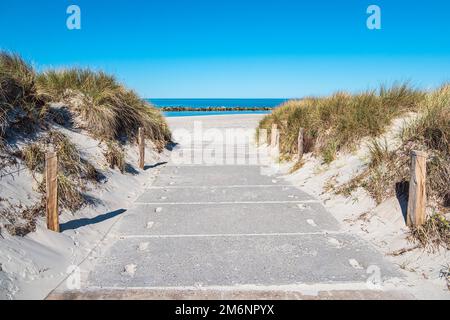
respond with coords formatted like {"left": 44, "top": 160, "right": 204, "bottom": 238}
{"left": 407, "top": 150, "right": 427, "bottom": 227}
{"left": 139, "top": 127, "right": 145, "bottom": 170}
{"left": 298, "top": 128, "right": 305, "bottom": 160}
{"left": 46, "top": 151, "right": 59, "bottom": 232}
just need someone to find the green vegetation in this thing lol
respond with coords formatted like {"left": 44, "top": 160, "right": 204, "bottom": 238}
{"left": 258, "top": 84, "right": 424, "bottom": 163}
{"left": 21, "top": 130, "right": 100, "bottom": 211}
{"left": 0, "top": 52, "right": 172, "bottom": 236}
{"left": 36, "top": 69, "right": 171, "bottom": 149}
{"left": 409, "top": 213, "right": 450, "bottom": 252}
{"left": 104, "top": 141, "right": 126, "bottom": 173}
{"left": 338, "top": 85, "right": 450, "bottom": 212}
{"left": 261, "top": 83, "right": 449, "bottom": 240}
{"left": 0, "top": 53, "right": 45, "bottom": 139}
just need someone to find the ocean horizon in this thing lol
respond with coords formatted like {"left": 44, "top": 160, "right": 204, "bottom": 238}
{"left": 146, "top": 98, "right": 288, "bottom": 117}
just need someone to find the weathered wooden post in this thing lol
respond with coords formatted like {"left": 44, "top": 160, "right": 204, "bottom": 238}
{"left": 139, "top": 127, "right": 145, "bottom": 170}
{"left": 258, "top": 128, "right": 268, "bottom": 146}
{"left": 407, "top": 150, "right": 427, "bottom": 227}
{"left": 45, "top": 150, "right": 59, "bottom": 232}
{"left": 270, "top": 124, "right": 278, "bottom": 149}
{"left": 298, "top": 127, "right": 305, "bottom": 160}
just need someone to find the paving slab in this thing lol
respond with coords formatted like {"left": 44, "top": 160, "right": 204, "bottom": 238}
{"left": 87, "top": 234, "right": 401, "bottom": 288}
{"left": 58, "top": 116, "right": 410, "bottom": 300}
{"left": 136, "top": 185, "right": 315, "bottom": 203}
{"left": 118, "top": 202, "right": 340, "bottom": 235}
{"left": 152, "top": 165, "right": 283, "bottom": 187}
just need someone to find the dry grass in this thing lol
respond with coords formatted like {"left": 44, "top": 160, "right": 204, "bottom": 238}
{"left": 104, "top": 141, "right": 125, "bottom": 173}
{"left": 21, "top": 130, "right": 100, "bottom": 212}
{"left": 338, "top": 85, "right": 450, "bottom": 212}
{"left": 53, "top": 174, "right": 84, "bottom": 211}
{"left": 408, "top": 213, "right": 450, "bottom": 252}
{"left": 0, "top": 52, "right": 45, "bottom": 138}
{"left": 0, "top": 202, "right": 44, "bottom": 237}
{"left": 36, "top": 69, "right": 171, "bottom": 148}
{"left": 22, "top": 130, "right": 100, "bottom": 181}
{"left": 401, "top": 85, "right": 450, "bottom": 205}
{"left": 258, "top": 83, "right": 424, "bottom": 163}
{"left": 0, "top": 52, "right": 173, "bottom": 237}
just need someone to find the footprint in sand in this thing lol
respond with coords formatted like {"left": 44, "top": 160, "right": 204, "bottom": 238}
{"left": 122, "top": 264, "right": 137, "bottom": 277}
{"left": 327, "top": 237, "right": 343, "bottom": 248}
{"left": 348, "top": 259, "right": 364, "bottom": 270}
{"left": 138, "top": 242, "right": 149, "bottom": 251}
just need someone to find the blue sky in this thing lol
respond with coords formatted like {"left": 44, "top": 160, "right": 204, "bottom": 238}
{"left": 1, "top": 0, "right": 450, "bottom": 98}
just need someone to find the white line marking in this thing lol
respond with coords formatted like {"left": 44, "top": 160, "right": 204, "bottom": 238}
{"left": 76, "top": 282, "right": 385, "bottom": 296}
{"left": 119, "top": 231, "right": 343, "bottom": 239}
{"left": 146, "top": 185, "right": 294, "bottom": 189}
{"left": 134, "top": 200, "right": 320, "bottom": 205}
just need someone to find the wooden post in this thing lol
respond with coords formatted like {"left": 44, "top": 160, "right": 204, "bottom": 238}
{"left": 270, "top": 124, "right": 278, "bottom": 149}
{"left": 407, "top": 150, "right": 427, "bottom": 227}
{"left": 139, "top": 127, "right": 145, "bottom": 169}
{"left": 298, "top": 128, "right": 305, "bottom": 160}
{"left": 258, "top": 128, "right": 268, "bottom": 146}
{"left": 45, "top": 151, "right": 59, "bottom": 232}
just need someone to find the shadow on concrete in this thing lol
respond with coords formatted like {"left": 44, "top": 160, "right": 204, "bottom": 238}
{"left": 60, "top": 209, "right": 127, "bottom": 232}
{"left": 144, "top": 162, "right": 168, "bottom": 171}
{"left": 125, "top": 163, "right": 139, "bottom": 175}
{"left": 165, "top": 142, "right": 179, "bottom": 151}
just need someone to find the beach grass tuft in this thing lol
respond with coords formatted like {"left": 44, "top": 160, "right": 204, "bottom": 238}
{"left": 36, "top": 68, "right": 171, "bottom": 147}
{"left": 0, "top": 52, "right": 45, "bottom": 138}
{"left": 104, "top": 141, "right": 126, "bottom": 173}
{"left": 258, "top": 83, "right": 424, "bottom": 163}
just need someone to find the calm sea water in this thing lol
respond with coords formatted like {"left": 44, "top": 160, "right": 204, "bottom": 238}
{"left": 146, "top": 98, "right": 287, "bottom": 117}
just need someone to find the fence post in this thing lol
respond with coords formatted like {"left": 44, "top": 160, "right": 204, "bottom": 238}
{"left": 258, "top": 128, "right": 268, "bottom": 146}
{"left": 270, "top": 124, "right": 278, "bottom": 149}
{"left": 139, "top": 127, "right": 145, "bottom": 170}
{"left": 46, "top": 151, "right": 59, "bottom": 232}
{"left": 407, "top": 150, "right": 427, "bottom": 227}
{"left": 298, "top": 128, "right": 305, "bottom": 160}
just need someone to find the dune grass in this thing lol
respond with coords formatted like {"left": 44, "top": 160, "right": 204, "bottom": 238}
{"left": 1, "top": 51, "right": 171, "bottom": 150}
{"left": 36, "top": 69, "right": 171, "bottom": 149}
{"left": 409, "top": 212, "right": 450, "bottom": 252}
{"left": 0, "top": 53, "right": 45, "bottom": 139}
{"left": 338, "top": 85, "right": 450, "bottom": 209}
{"left": 104, "top": 141, "right": 125, "bottom": 173}
{"left": 21, "top": 130, "right": 100, "bottom": 211}
{"left": 258, "top": 83, "right": 425, "bottom": 163}
{"left": 261, "top": 83, "right": 449, "bottom": 245}
{"left": 1, "top": 52, "right": 173, "bottom": 236}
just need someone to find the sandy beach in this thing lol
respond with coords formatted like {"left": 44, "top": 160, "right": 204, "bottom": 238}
{"left": 0, "top": 113, "right": 449, "bottom": 299}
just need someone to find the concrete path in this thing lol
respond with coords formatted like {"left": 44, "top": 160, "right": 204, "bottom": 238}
{"left": 50, "top": 115, "right": 410, "bottom": 299}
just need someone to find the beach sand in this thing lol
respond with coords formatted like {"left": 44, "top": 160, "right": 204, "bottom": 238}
{"left": 1, "top": 113, "right": 448, "bottom": 299}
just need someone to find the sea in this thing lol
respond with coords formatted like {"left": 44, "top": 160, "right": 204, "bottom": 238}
{"left": 146, "top": 98, "right": 287, "bottom": 117}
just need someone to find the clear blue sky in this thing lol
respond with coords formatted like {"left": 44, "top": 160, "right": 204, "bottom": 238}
{"left": 1, "top": 0, "right": 450, "bottom": 98}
